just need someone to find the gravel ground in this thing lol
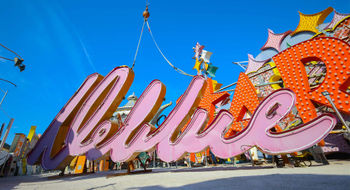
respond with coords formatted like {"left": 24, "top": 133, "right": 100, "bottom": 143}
{"left": 0, "top": 160, "right": 349, "bottom": 190}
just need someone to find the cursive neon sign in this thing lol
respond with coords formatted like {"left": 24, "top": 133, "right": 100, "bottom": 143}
{"left": 27, "top": 39, "right": 340, "bottom": 170}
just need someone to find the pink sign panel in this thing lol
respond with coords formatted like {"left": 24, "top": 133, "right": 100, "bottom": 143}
{"left": 27, "top": 66, "right": 336, "bottom": 170}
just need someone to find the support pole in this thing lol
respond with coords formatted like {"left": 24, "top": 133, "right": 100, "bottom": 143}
{"left": 0, "top": 123, "right": 5, "bottom": 141}
{"left": 153, "top": 150, "right": 156, "bottom": 168}
{"left": 0, "top": 90, "right": 8, "bottom": 107}
{"left": 0, "top": 118, "right": 14, "bottom": 150}
{"left": 233, "top": 61, "right": 247, "bottom": 71}
{"left": 321, "top": 91, "right": 350, "bottom": 132}
{"left": 215, "top": 82, "right": 237, "bottom": 92}
{"left": 254, "top": 81, "right": 283, "bottom": 87}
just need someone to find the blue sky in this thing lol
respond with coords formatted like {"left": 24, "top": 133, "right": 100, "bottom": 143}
{"left": 0, "top": 0, "right": 349, "bottom": 144}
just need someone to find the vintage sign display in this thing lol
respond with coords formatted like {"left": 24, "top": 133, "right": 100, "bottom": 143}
{"left": 26, "top": 6, "right": 350, "bottom": 171}
{"left": 274, "top": 37, "right": 350, "bottom": 123}
{"left": 225, "top": 73, "right": 259, "bottom": 137}
{"left": 28, "top": 64, "right": 337, "bottom": 170}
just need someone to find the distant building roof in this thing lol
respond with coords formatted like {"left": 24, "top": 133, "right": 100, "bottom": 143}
{"left": 112, "top": 92, "right": 138, "bottom": 121}
{"left": 123, "top": 92, "right": 138, "bottom": 108}
{"left": 114, "top": 92, "right": 138, "bottom": 112}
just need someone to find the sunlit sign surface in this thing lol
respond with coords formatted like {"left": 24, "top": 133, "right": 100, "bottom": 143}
{"left": 27, "top": 37, "right": 347, "bottom": 170}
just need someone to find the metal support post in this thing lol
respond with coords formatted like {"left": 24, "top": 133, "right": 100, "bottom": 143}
{"left": 0, "top": 90, "right": 7, "bottom": 107}
{"left": 0, "top": 123, "right": 5, "bottom": 141}
{"left": 321, "top": 91, "right": 350, "bottom": 132}
{"left": 153, "top": 150, "right": 156, "bottom": 168}
{"left": 0, "top": 118, "right": 14, "bottom": 150}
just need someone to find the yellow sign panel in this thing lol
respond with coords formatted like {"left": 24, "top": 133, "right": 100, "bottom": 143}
{"left": 27, "top": 126, "right": 37, "bottom": 142}
{"left": 74, "top": 156, "right": 87, "bottom": 174}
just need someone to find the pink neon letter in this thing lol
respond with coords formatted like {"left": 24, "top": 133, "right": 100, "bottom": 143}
{"left": 26, "top": 74, "right": 103, "bottom": 170}
{"left": 67, "top": 67, "right": 133, "bottom": 157}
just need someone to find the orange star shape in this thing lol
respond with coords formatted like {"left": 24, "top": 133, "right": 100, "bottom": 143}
{"left": 198, "top": 78, "right": 230, "bottom": 129}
